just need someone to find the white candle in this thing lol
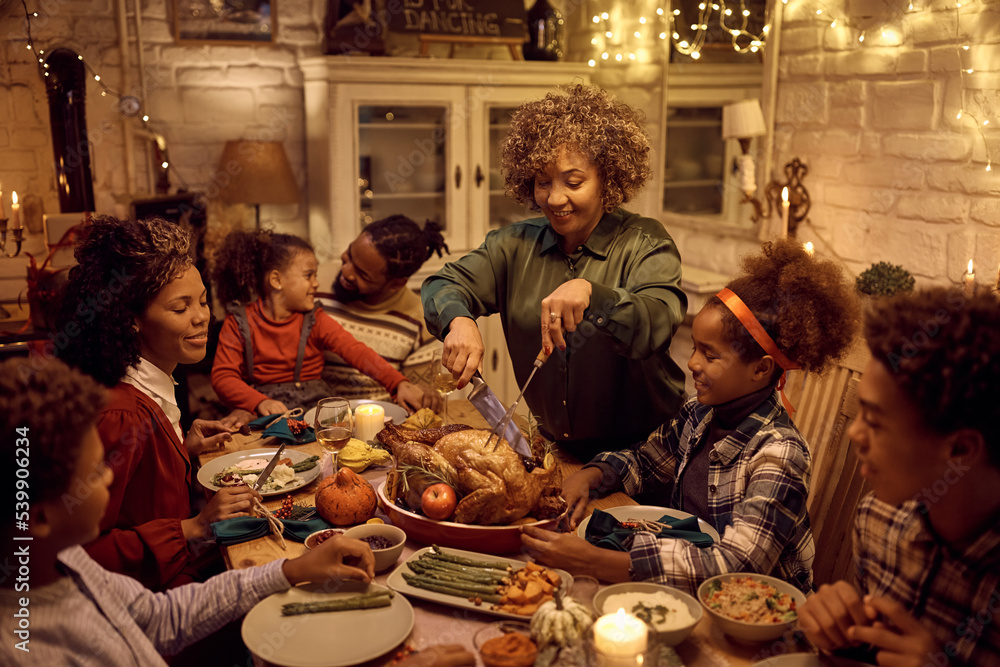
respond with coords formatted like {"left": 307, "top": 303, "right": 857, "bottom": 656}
{"left": 803, "top": 241, "right": 814, "bottom": 257}
{"left": 592, "top": 609, "right": 648, "bottom": 666}
{"left": 780, "top": 186, "right": 790, "bottom": 237}
{"left": 0, "top": 184, "right": 5, "bottom": 218}
{"left": 353, "top": 404, "right": 385, "bottom": 443}
{"left": 963, "top": 259, "right": 975, "bottom": 297}
{"left": 11, "top": 191, "right": 20, "bottom": 230}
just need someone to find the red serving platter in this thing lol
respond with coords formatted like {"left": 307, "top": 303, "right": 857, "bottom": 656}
{"left": 376, "top": 482, "right": 559, "bottom": 555}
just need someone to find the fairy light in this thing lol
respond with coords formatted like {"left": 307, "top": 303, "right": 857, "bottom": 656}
{"left": 665, "top": 0, "right": 771, "bottom": 59}
{"left": 16, "top": 0, "right": 181, "bottom": 186}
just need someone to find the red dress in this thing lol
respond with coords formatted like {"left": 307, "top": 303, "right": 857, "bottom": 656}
{"left": 84, "top": 383, "right": 196, "bottom": 590}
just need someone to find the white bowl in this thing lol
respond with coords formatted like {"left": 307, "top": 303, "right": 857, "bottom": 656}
{"left": 303, "top": 528, "right": 344, "bottom": 550}
{"left": 593, "top": 582, "right": 702, "bottom": 647}
{"left": 343, "top": 523, "right": 406, "bottom": 573}
{"left": 697, "top": 573, "right": 806, "bottom": 643}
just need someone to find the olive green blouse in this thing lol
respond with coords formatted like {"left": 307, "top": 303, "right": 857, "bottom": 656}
{"left": 422, "top": 208, "right": 688, "bottom": 459}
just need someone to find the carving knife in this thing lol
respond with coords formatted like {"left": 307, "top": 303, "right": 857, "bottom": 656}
{"left": 467, "top": 371, "right": 534, "bottom": 458}
{"left": 251, "top": 441, "right": 287, "bottom": 493}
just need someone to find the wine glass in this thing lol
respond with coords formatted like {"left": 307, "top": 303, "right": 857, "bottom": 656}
{"left": 431, "top": 348, "right": 457, "bottom": 423}
{"left": 314, "top": 397, "right": 353, "bottom": 473}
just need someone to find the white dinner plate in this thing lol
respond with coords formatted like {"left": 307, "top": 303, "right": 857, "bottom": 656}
{"left": 196, "top": 448, "right": 321, "bottom": 497}
{"left": 303, "top": 399, "right": 408, "bottom": 428}
{"left": 576, "top": 505, "right": 722, "bottom": 544}
{"left": 241, "top": 581, "right": 414, "bottom": 667}
{"left": 386, "top": 546, "right": 574, "bottom": 621}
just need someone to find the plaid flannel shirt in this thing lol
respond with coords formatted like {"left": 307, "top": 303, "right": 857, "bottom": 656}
{"left": 589, "top": 392, "right": 814, "bottom": 595}
{"left": 854, "top": 496, "right": 1000, "bottom": 665}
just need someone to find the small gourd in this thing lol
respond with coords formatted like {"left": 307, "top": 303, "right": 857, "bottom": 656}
{"left": 530, "top": 587, "right": 594, "bottom": 649}
{"left": 315, "top": 467, "right": 378, "bottom": 525}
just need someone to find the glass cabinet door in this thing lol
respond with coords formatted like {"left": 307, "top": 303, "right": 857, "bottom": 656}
{"left": 357, "top": 104, "right": 448, "bottom": 230}
{"left": 486, "top": 104, "right": 535, "bottom": 229}
{"left": 662, "top": 105, "right": 726, "bottom": 215}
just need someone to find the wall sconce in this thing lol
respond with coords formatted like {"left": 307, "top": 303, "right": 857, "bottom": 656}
{"left": 217, "top": 140, "right": 300, "bottom": 228}
{"left": 722, "top": 100, "right": 811, "bottom": 235}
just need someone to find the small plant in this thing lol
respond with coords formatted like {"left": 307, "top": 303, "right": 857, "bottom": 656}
{"left": 856, "top": 261, "right": 915, "bottom": 297}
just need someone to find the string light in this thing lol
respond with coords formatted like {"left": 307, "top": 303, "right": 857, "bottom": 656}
{"left": 15, "top": 0, "right": 183, "bottom": 186}
{"left": 807, "top": 0, "right": 995, "bottom": 175}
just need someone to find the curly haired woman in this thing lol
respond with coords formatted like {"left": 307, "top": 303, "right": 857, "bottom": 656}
{"left": 56, "top": 215, "right": 256, "bottom": 591}
{"left": 423, "top": 84, "right": 688, "bottom": 460}
{"left": 524, "top": 238, "right": 861, "bottom": 595}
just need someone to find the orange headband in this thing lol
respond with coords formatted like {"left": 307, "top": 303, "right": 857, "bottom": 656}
{"left": 716, "top": 288, "right": 801, "bottom": 413}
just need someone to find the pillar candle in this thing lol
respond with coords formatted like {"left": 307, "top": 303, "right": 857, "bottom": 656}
{"left": 592, "top": 610, "right": 648, "bottom": 666}
{"left": 0, "top": 184, "right": 5, "bottom": 218}
{"left": 354, "top": 404, "right": 385, "bottom": 443}
{"left": 963, "top": 259, "right": 975, "bottom": 298}
{"left": 780, "top": 187, "right": 790, "bottom": 237}
{"left": 10, "top": 191, "right": 20, "bottom": 230}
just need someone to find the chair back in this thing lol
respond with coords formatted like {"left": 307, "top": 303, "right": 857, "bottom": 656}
{"left": 789, "top": 342, "right": 871, "bottom": 588}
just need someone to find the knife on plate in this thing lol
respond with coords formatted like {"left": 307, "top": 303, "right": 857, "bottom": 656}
{"left": 252, "top": 442, "right": 287, "bottom": 492}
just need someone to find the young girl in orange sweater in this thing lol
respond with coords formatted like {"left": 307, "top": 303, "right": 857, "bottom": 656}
{"left": 210, "top": 230, "right": 432, "bottom": 416}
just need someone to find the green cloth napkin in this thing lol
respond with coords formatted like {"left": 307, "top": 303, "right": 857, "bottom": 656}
{"left": 246, "top": 414, "right": 317, "bottom": 446}
{"left": 211, "top": 516, "right": 332, "bottom": 547}
{"left": 584, "top": 509, "right": 715, "bottom": 551}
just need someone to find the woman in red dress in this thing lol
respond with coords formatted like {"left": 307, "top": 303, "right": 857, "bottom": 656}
{"left": 57, "top": 215, "right": 257, "bottom": 590}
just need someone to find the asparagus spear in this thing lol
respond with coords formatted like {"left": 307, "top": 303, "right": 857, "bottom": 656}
{"left": 427, "top": 546, "right": 513, "bottom": 571}
{"left": 401, "top": 573, "right": 502, "bottom": 603}
{"left": 410, "top": 559, "right": 509, "bottom": 584}
{"left": 291, "top": 456, "right": 320, "bottom": 472}
{"left": 280, "top": 590, "right": 393, "bottom": 616}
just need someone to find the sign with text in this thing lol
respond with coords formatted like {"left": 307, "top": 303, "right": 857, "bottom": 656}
{"left": 386, "top": 0, "right": 526, "bottom": 39}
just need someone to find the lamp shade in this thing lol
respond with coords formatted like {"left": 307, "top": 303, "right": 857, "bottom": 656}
{"left": 722, "top": 99, "right": 767, "bottom": 140}
{"left": 217, "top": 140, "right": 299, "bottom": 205}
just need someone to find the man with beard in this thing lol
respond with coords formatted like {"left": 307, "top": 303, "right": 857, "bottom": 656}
{"left": 318, "top": 215, "right": 447, "bottom": 408}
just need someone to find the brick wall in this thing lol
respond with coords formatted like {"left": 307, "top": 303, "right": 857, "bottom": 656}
{"left": 772, "top": 0, "right": 1000, "bottom": 288}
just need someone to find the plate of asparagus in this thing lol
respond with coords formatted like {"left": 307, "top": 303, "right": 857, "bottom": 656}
{"left": 385, "top": 545, "right": 574, "bottom": 621}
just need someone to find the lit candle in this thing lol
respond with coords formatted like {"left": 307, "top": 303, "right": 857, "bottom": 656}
{"left": 592, "top": 609, "right": 648, "bottom": 666}
{"left": 803, "top": 241, "right": 815, "bottom": 257}
{"left": 353, "top": 404, "right": 385, "bottom": 443}
{"left": 11, "top": 191, "right": 20, "bottom": 230}
{"left": 963, "top": 259, "right": 975, "bottom": 297}
{"left": 780, "top": 186, "right": 790, "bottom": 237}
{"left": 0, "top": 183, "right": 5, "bottom": 218}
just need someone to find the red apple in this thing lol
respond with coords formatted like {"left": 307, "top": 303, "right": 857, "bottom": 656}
{"left": 421, "top": 483, "right": 458, "bottom": 521}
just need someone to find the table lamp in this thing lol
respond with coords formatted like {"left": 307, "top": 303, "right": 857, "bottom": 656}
{"left": 217, "top": 140, "right": 299, "bottom": 228}
{"left": 722, "top": 99, "right": 767, "bottom": 198}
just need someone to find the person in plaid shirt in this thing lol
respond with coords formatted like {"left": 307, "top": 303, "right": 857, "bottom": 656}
{"left": 522, "top": 238, "right": 860, "bottom": 595}
{"left": 799, "top": 288, "right": 1000, "bottom": 666}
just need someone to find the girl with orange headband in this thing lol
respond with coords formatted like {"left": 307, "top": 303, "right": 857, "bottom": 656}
{"left": 521, "top": 237, "right": 860, "bottom": 594}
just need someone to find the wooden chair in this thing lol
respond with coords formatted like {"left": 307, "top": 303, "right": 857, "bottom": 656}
{"left": 786, "top": 342, "right": 872, "bottom": 588}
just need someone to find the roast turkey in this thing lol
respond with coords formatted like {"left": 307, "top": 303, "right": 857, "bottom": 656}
{"left": 377, "top": 423, "right": 563, "bottom": 525}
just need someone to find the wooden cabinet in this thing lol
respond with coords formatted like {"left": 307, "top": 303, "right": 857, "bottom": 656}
{"left": 301, "top": 57, "right": 591, "bottom": 405}
{"left": 300, "top": 57, "right": 591, "bottom": 269}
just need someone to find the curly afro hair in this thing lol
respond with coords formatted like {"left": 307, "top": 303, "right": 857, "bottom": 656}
{"left": 211, "top": 229, "right": 313, "bottom": 305}
{"left": 56, "top": 215, "right": 194, "bottom": 387}
{"left": 500, "top": 84, "right": 651, "bottom": 212}
{"left": 0, "top": 357, "right": 106, "bottom": 507}
{"left": 706, "top": 237, "right": 861, "bottom": 378}
{"left": 864, "top": 288, "right": 1000, "bottom": 465}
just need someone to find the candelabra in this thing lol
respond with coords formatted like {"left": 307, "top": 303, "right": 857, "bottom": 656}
{"left": 744, "top": 158, "right": 812, "bottom": 236}
{"left": 0, "top": 218, "right": 23, "bottom": 258}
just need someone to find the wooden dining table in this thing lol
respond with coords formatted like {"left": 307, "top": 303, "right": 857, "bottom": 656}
{"left": 198, "top": 399, "right": 806, "bottom": 667}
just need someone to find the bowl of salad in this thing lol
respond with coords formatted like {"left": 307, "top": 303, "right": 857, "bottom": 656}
{"left": 697, "top": 573, "right": 805, "bottom": 642}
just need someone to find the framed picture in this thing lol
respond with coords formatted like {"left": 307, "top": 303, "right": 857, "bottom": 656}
{"left": 174, "top": 0, "right": 275, "bottom": 45}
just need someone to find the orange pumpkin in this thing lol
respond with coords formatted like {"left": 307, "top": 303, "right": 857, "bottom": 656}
{"left": 315, "top": 468, "right": 378, "bottom": 526}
